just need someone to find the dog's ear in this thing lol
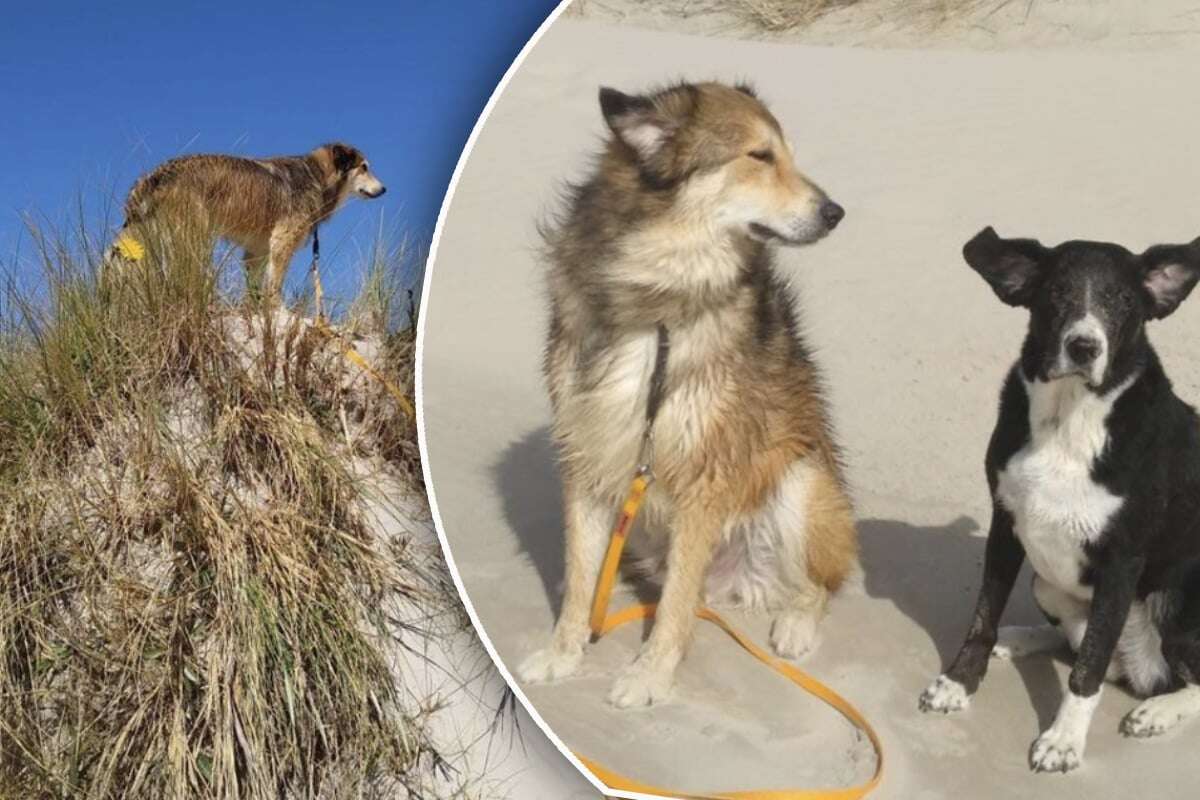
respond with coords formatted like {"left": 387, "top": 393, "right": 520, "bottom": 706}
{"left": 1140, "top": 237, "right": 1200, "bottom": 319}
{"left": 329, "top": 143, "right": 360, "bottom": 173}
{"left": 599, "top": 87, "right": 680, "bottom": 163}
{"left": 962, "top": 226, "right": 1049, "bottom": 307}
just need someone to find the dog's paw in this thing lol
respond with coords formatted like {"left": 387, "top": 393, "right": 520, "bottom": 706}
{"left": 1029, "top": 728, "right": 1084, "bottom": 773}
{"left": 769, "top": 610, "right": 819, "bottom": 660}
{"left": 517, "top": 645, "right": 582, "bottom": 684}
{"left": 919, "top": 675, "right": 969, "bottom": 714}
{"left": 1121, "top": 693, "right": 1193, "bottom": 738}
{"left": 607, "top": 661, "right": 673, "bottom": 709}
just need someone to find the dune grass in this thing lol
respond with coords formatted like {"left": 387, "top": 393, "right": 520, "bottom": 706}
{"left": 570, "top": 0, "right": 991, "bottom": 33}
{"left": 730, "top": 0, "right": 989, "bottom": 32}
{"left": 0, "top": 217, "right": 451, "bottom": 799}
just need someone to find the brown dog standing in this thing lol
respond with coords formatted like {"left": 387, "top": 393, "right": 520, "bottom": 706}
{"left": 112, "top": 142, "right": 385, "bottom": 301}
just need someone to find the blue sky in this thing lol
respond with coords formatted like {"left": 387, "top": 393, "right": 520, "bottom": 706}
{"left": 0, "top": 0, "right": 559, "bottom": 301}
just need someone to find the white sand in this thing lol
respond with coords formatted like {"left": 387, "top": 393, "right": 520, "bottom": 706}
{"left": 370, "top": 491, "right": 599, "bottom": 799}
{"left": 420, "top": 16, "right": 1200, "bottom": 799}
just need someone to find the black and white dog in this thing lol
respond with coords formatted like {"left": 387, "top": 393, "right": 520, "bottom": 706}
{"left": 920, "top": 227, "right": 1200, "bottom": 773}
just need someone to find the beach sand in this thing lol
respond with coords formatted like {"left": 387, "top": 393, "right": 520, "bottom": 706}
{"left": 376, "top": 493, "right": 599, "bottom": 799}
{"left": 420, "top": 16, "right": 1200, "bottom": 799}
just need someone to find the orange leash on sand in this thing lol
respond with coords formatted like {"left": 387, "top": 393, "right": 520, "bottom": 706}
{"left": 575, "top": 467, "right": 884, "bottom": 800}
{"left": 570, "top": 326, "right": 883, "bottom": 800}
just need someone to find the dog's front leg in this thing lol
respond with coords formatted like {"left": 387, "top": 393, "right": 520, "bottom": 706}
{"left": 518, "top": 485, "right": 611, "bottom": 683}
{"left": 1029, "top": 552, "right": 1143, "bottom": 773}
{"left": 920, "top": 504, "right": 1024, "bottom": 713}
{"left": 608, "top": 501, "right": 721, "bottom": 709}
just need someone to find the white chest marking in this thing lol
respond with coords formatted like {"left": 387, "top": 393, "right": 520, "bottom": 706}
{"left": 996, "top": 375, "right": 1133, "bottom": 597}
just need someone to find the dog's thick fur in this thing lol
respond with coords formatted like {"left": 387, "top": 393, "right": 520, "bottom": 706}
{"left": 518, "top": 81, "right": 858, "bottom": 708}
{"left": 112, "top": 142, "right": 385, "bottom": 301}
{"left": 920, "top": 228, "right": 1200, "bottom": 773}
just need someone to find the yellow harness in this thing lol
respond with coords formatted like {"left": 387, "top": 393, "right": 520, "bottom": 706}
{"left": 571, "top": 326, "right": 883, "bottom": 800}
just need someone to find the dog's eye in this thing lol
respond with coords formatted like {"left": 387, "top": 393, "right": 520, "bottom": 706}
{"left": 747, "top": 149, "right": 774, "bottom": 164}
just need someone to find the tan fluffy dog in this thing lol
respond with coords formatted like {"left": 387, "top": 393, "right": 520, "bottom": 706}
{"left": 518, "top": 82, "right": 858, "bottom": 708}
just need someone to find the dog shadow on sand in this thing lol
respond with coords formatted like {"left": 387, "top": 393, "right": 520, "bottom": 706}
{"left": 858, "top": 516, "right": 1067, "bottom": 728}
{"left": 494, "top": 426, "right": 1068, "bottom": 726}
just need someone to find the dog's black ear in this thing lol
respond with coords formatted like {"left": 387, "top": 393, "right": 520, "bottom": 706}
{"left": 1140, "top": 237, "right": 1200, "bottom": 319}
{"left": 329, "top": 142, "right": 359, "bottom": 173}
{"left": 599, "top": 86, "right": 678, "bottom": 162}
{"left": 962, "top": 226, "right": 1049, "bottom": 307}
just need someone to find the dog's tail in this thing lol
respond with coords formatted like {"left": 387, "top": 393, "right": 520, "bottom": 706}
{"left": 123, "top": 161, "right": 175, "bottom": 224}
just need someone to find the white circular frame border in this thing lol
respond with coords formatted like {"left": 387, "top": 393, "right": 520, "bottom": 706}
{"left": 414, "top": 3, "right": 662, "bottom": 798}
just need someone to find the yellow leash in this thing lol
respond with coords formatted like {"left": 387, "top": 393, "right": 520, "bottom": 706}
{"left": 311, "top": 319, "right": 416, "bottom": 421}
{"left": 575, "top": 469, "right": 884, "bottom": 800}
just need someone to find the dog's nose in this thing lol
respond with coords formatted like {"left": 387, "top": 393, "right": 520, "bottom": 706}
{"left": 1066, "top": 334, "right": 1101, "bottom": 365}
{"left": 820, "top": 201, "right": 845, "bottom": 229}
{"left": 375, "top": 186, "right": 387, "bottom": 196}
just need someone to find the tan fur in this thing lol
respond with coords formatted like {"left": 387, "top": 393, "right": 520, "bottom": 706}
{"left": 802, "top": 465, "right": 858, "bottom": 592}
{"left": 519, "top": 82, "right": 858, "bottom": 706}
{"left": 112, "top": 143, "right": 385, "bottom": 301}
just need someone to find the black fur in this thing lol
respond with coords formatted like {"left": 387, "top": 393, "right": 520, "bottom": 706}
{"left": 327, "top": 142, "right": 363, "bottom": 173}
{"left": 943, "top": 229, "right": 1200, "bottom": 703}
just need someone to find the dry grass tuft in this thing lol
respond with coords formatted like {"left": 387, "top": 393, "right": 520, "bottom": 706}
{"left": 732, "top": 0, "right": 991, "bottom": 32}
{"left": 0, "top": 216, "right": 461, "bottom": 799}
{"left": 570, "top": 0, "right": 992, "bottom": 34}
{"left": 730, "top": 0, "right": 862, "bottom": 31}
